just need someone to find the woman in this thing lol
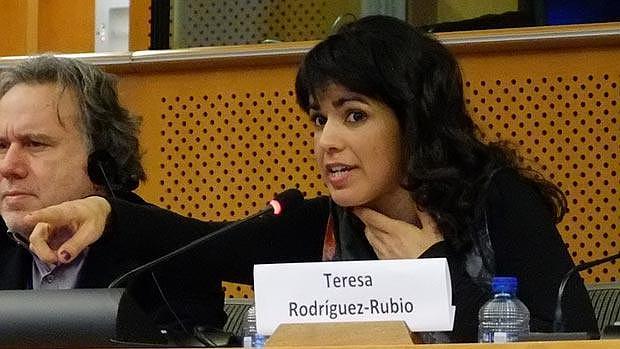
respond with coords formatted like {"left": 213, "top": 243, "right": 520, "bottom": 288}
{"left": 26, "top": 16, "right": 597, "bottom": 342}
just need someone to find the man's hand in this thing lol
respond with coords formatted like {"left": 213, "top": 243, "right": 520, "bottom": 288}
{"left": 24, "top": 196, "right": 111, "bottom": 265}
{"left": 352, "top": 207, "right": 443, "bottom": 259}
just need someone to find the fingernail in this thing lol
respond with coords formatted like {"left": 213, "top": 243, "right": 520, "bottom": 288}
{"left": 60, "top": 251, "right": 71, "bottom": 262}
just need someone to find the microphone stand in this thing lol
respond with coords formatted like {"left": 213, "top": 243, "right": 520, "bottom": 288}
{"left": 108, "top": 206, "right": 274, "bottom": 288}
{"left": 553, "top": 251, "right": 620, "bottom": 332}
{"left": 108, "top": 188, "right": 302, "bottom": 288}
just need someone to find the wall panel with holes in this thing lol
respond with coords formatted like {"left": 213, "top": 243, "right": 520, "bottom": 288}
{"left": 455, "top": 42, "right": 618, "bottom": 284}
{"left": 171, "top": 0, "right": 359, "bottom": 47}
{"left": 118, "top": 59, "right": 313, "bottom": 298}
{"left": 113, "top": 26, "right": 619, "bottom": 298}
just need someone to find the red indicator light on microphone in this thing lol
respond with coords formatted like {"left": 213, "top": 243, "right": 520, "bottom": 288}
{"left": 269, "top": 199, "right": 282, "bottom": 215}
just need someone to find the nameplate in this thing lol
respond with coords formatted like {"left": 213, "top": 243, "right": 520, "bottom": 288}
{"left": 253, "top": 258, "right": 455, "bottom": 335}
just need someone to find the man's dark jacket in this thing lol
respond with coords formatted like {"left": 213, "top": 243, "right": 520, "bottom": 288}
{"left": 0, "top": 192, "right": 227, "bottom": 333}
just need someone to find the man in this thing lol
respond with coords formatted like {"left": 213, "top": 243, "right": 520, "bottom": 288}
{"left": 0, "top": 55, "right": 226, "bottom": 338}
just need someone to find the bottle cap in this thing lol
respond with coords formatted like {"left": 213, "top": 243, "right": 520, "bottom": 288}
{"left": 491, "top": 276, "right": 518, "bottom": 295}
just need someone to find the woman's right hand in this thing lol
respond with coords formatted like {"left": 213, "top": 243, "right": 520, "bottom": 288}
{"left": 24, "top": 196, "right": 111, "bottom": 265}
{"left": 353, "top": 206, "right": 443, "bottom": 260}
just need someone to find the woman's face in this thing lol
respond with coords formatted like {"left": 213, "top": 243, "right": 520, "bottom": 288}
{"left": 310, "top": 83, "right": 405, "bottom": 208}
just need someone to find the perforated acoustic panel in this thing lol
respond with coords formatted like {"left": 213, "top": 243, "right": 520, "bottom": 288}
{"left": 120, "top": 43, "right": 618, "bottom": 298}
{"left": 119, "top": 65, "right": 317, "bottom": 298}
{"left": 465, "top": 75, "right": 618, "bottom": 283}
{"left": 171, "top": 0, "right": 359, "bottom": 47}
{"left": 458, "top": 47, "right": 619, "bottom": 285}
{"left": 159, "top": 88, "right": 325, "bottom": 298}
{"left": 157, "top": 90, "right": 323, "bottom": 219}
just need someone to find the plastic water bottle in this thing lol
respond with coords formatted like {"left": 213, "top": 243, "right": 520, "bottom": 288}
{"left": 243, "top": 304, "right": 267, "bottom": 348}
{"left": 478, "top": 276, "right": 530, "bottom": 343}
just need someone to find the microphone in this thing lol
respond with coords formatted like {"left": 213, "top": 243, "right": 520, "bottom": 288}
{"left": 552, "top": 251, "right": 620, "bottom": 332}
{"left": 108, "top": 188, "right": 304, "bottom": 288}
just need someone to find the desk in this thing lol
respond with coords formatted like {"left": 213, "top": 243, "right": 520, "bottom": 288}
{"left": 413, "top": 340, "right": 617, "bottom": 349}
{"left": 263, "top": 340, "right": 616, "bottom": 349}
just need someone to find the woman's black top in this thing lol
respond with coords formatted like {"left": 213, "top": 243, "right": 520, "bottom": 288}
{"left": 109, "top": 169, "right": 597, "bottom": 342}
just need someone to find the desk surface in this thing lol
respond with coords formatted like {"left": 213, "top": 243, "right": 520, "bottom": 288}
{"left": 416, "top": 339, "right": 617, "bottom": 348}
{"left": 261, "top": 339, "right": 618, "bottom": 348}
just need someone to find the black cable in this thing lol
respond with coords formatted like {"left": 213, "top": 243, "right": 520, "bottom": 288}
{"left": 553, "top": 251, "right": 620, "bottom": 331}
{"left": 97, "top": 161, "right": 187, "bottom": 337}
{"left": 97, "top": 162, "right": 116, "bottom": 199}
{"left": 151, "top": 272, "right": 189, "bottom": 335}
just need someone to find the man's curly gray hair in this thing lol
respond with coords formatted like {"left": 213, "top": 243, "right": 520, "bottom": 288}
{"left": 0, "top": 55, "right": 145, "bottom": 192}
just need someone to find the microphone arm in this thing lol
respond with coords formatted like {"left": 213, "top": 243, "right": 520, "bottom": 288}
{"left": 108, "top": 188, "right": 303, "bottom": 288}
{"left": 108, "top": 206, "right": 272, "bottom": 288}
{"left": 553, "top": 251, "right": 620, "bottom": 332}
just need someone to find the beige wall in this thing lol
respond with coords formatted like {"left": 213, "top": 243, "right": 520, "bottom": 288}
{"left": 437, "top": 0, "right": 518, "bottom": 22}
{"left": 409, "top": 0, "right": 518, "bottom": 26}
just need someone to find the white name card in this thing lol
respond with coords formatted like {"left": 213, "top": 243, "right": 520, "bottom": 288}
{"left": 253, "top": 258, "right": 455, "bottom": 335}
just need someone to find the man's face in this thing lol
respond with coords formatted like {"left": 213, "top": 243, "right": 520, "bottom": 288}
{"left": 0, "top": 83, "right": 97, "bottom": 236}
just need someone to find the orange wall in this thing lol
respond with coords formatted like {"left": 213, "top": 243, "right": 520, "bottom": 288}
{"left": 0, "top": 1, "right": 30, "bottom": 55}
{"left": 129, "top": 0, "right": 151, "bottom": 51}
{"left": 0, "top": 0, "right": 94, "bottom": 56}
{"left": 107, "top": 37, "right": 620, "bottom": 295}
{"left": 37, "top": 0, "right": 94, "bottom": 53}
{"left": 111, "top": 36, "right": 619, "bottom": 286}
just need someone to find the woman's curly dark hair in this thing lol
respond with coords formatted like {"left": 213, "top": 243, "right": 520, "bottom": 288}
{"left": 295, "top": 15, "right": 566, "bottom": 252}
